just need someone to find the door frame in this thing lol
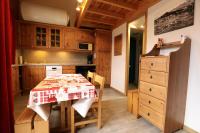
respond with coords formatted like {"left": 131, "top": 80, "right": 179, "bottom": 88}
{"left": 124, "top": 12, "right": 148, "bottom": 95}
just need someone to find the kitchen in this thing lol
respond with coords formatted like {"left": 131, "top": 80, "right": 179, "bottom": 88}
{"left": 1, "top": 0, "right": 200, "bottom": 133}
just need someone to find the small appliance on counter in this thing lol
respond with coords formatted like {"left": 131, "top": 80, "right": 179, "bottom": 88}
{"left": 87, "top": 54, "right": 93, "bottom": 64}
{"left": 19, "top": 56, "right": 23, "bottom": 64}
{"left": 78, "top": 42, "right": 93, "bottom": 51}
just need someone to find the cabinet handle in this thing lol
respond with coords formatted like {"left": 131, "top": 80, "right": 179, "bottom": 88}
{"left": 147, "top": 112, "right": 150, "bottom": 116}
{"left": 150, "top": 75, "right": 153, "bottom": 79}
{"left": 149, "top": 88, "right": 152, "bottom": 92}
{"left": 148, "top": 100, "right": 151, "bottom": 104}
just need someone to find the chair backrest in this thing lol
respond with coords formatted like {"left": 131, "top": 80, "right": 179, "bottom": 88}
{"left": 94, "top": 74, "right": 105, "bottom": 91}
{"left": 87, "top": 71, "right": 95, "bottom": 83}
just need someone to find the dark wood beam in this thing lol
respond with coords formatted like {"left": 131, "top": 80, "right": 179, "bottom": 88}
{"left": 96, "top": 0, "right": 135, "bottom": 11}
{"left": 81, "top": 21, "right": 112, "bottom": 30}
{"left": 114, "top": 0, "right": 160, "bottom": 29}
{"left": 87, "top": 8, "right": 124, "bottom": 19}
{"left": 76, "top": 0, "right": 93, "bottom": 27}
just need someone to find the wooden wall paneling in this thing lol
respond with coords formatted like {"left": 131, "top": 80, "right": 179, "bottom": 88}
{"left": 114, "top": 34, "right": 122, "bottom": 56}
{"left": 95, "top": 30, "right": 112, "bottom": 85}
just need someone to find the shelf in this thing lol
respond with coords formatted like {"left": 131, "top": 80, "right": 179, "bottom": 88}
{"left": 158, "top": 41, "right": 182, "bottom": 49}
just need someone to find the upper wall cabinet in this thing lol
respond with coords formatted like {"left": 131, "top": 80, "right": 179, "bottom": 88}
{"left": 50, "top": 27, "right": 63, "bottom": 48}
{"left": 63, "top": 28, "right": 78, "bottom": 50}
{"left": 16, "top": 21, "right": 94, "bottom": 52}
{"left": 34, "top": 25, "right": 49, "bottom": 48}
{"left": 78, "top": 30, "right": 95, "bottom": 43}
{"left": 18, "top": 22, "right": 34, "bottom": 48}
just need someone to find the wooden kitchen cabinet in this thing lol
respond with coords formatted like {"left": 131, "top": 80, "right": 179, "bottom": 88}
{"left": 17, "top": 21, "right": 95, "bottom": 51}
{"left": 12, "top": 66, "right": 20, "bottom": 96}
{"left": 77, "top": 30, "right": 95, "bottom": 43}
{"left": 62, "top": 66, "right": 76, "bottom": 74}
{"left": 33, "top": 25, "right": 49, "bottom": 48}
{"left": 49, "top": 27, "right": 63, "bottom": 48}
{"left": 63, "top": 28, "right": 78, "bottom": 50}
{"left": 22, "top": 66, "right": 45, "bottom": 91}
{"left": 95, "top": 29, "right": 112, "bottom": 85}
{"left": 18, "top": 22, "right": 34, "bottom": 48}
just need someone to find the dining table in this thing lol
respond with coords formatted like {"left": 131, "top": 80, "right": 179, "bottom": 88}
{"left": 27, "top": 74, "right": 96, "bottom": 129}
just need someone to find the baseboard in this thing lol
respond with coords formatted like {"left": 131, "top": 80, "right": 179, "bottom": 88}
{"left": 183, "top": 125, "right": 198, "bottom": 133}
{"left": 110, "top": 86, "right": 126, "bottom": 96}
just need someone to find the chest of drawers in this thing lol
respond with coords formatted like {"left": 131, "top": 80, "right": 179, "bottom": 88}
{"left": 138, "top": 38, "right": 191, "bottom": 133}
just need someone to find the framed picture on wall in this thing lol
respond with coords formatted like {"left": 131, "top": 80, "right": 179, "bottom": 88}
{"left": 114, "top": 34, "right": 122, "bottom": 56}
{"left": 154, "top": 0, "right": 195, "bottom": 35}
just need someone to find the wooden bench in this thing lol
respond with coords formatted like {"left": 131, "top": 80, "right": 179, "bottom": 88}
{"left": 127, "top": 89, "right": 139, "bottom": 118}
{"left": 15, "top": 108, "right": 35, "bottom": 133}
{"left": 15, "top": 108, "right": 50, "bottom": 133}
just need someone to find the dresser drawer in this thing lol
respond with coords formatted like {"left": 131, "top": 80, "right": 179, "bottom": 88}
{"left": 140, "top": 81, "right": 166, "bottom": 101}
{"left": 141, "top": 57, "right": 169, "bottom": 72}
{"left": 140, "top": 69, "right": 168, "bottom": 87}
{"left": 139, "top": 93, "right": 165, "bottom": 114}
{"left": 139, "top": 104, "right": 164, "bottom": 130}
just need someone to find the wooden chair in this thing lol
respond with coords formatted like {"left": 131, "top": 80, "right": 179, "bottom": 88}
{"left": 71, "top": 74, "right": 105, "bottom": 133}
{"left": 87, "top": 71, "right": 95, "bottom": 84}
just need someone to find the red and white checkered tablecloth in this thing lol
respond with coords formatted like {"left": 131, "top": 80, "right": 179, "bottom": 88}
{"left": 28, "top": 74, "right": 96, "bottom": 107}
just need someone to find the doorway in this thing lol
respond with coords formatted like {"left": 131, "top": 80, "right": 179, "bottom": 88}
{"left": 127, "top": 16, "right": 145, "bottom": 90}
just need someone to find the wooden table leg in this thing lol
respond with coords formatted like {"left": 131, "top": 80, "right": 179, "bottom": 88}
{"left": 61, "top": 101, "right": 72, "bottom": 130}
{"left": 66, "top": 101, "right": 71, "bottom": 129}
{"left": 60, "top": 101, "right": 66, "bottom": 128}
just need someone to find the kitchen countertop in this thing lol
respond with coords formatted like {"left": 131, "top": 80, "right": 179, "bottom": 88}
{"left": 12, "top": 63, "right": 96, "bottom": 67}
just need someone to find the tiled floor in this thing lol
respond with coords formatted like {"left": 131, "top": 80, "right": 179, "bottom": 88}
{"left": 14, "top": 88, "right": 187, "bottom": 133}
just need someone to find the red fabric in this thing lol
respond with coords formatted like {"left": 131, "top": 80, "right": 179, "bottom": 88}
{"left": 0, "top": 0, "right": 14, "bottom": 132}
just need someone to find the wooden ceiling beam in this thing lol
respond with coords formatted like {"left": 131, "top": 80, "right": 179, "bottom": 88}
{"left": 81, "top": 21, "right": 112, "bottom": 30}
{"left": 96, "top": 0, "right": 136, "bottom": 11}
{"left": 83, "top": 18, "right": 115, "bottom": 26}
{"left": 87, "top": 8, "right": 124, "bottom": 19}
{"left": 114, "top": 0, "right": 161, "bottom": 29}
{"left": 76, "top": 0, "right": 93, "bottom": 27}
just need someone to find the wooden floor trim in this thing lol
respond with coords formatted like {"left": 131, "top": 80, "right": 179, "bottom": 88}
{"left": 110, "top": 86, "right": 126, "bottom": 96}
{"left": 183, "top": 125, "right": 198, "bottom": 133}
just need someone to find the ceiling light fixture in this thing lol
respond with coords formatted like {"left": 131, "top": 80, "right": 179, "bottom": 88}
{"left": 77, "top": 0, "right": 83, "bottom": 3}
{"left": 130, "top": 25, "right": 137, "bottom": 29}
{"left": 76, "top": 6, "right": 81, "bottom": 11}
{"left": 140, "top": 25, "right": 144, "bottom": 28}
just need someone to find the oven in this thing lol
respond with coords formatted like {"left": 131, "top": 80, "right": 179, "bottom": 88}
{"left": 46, "top": 66, "right": 62, "bottom": 76}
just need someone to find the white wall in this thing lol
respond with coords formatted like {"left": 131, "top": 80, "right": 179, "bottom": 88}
{"left": 147, "top": 0, "right": 200, "bottom": 132}
{"left": 21, "top": 1, "right": 69, "bottom": 26}
{"left": 111, "top": 23, "right": 127, "bottom": 94}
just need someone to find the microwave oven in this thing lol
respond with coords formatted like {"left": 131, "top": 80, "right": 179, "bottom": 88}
{"left": 78, "top": 43, "right": 93, "bottom": 51}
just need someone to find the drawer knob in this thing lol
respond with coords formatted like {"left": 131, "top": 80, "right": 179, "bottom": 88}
{"left": 147, "top": 113, "right": 150, "bottom": 116}
{"left": 151, "top": 63, "right": 154, "bottom": 66}
{"left": 150, "top": 75, "right": 153, "bottom": 79}
{"left": 149, "top": 88, "right": 152, "bottom": 91}
{"left": 148, "top": 100, "right": 151, "bottom": 104}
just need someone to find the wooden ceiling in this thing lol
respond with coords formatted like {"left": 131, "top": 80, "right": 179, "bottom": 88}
{"left": 76, "top": 0, "right": 160, "bottom": 30}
